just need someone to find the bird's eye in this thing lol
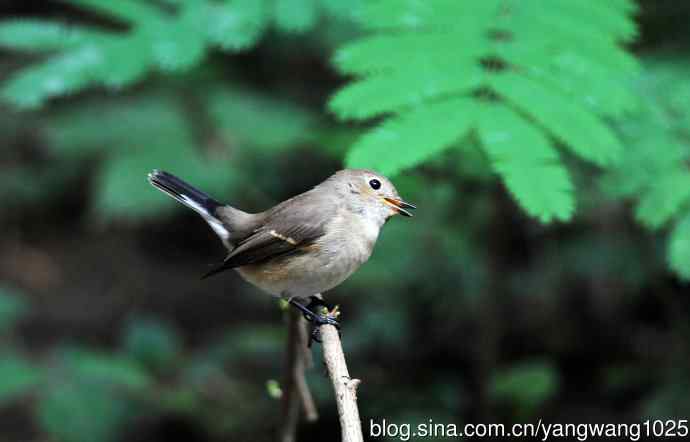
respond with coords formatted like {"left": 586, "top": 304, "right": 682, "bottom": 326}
{"left": 369, "top": 179, "right": 381, "bottom": 190}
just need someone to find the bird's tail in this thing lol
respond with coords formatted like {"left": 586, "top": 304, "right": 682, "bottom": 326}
{"left": 148, "top": 169, "right": 230, "bottom": 242}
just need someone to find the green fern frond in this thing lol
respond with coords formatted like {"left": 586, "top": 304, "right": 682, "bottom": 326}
{"left": 274, "top": 0, "right": 318, "bottom": 32}
{"left": 477, "top": 103, "right": 574, "bottom": 223}
{"left": 3, "top": 47, "right": 104, "bottom": 108}
{"left": 504, "top": 15, "right": 638, "bottom": 73}
{"left": 607, "top": 0, "right": 640, "bottom": 14}
{"left": 635, "top": 168, "right": 690, "bottom": 229}
{"left": 602, "top": 56, "right": 690, "bottom": 279}
{"left": 360, "top": 0, "right": 477, "bottom": 30}
{"left": 495, "top": 20, "right": 639, "bottom": 117}
{"left": 205, "top": 0, "right": 269, "bottom": 50}
{"left": 346, "top": 97, "right": 475, "bottom": 175}
{"left": 522, "top": 54, "right": 638, "bottom": 117}
{"left": 601, "top": 135, "right": 686, "bottom": 199}
{"left": 319, "top": 0, "right": 363, "bottom": 21}
{"left": 96, "top": 37, "right": 152, "bottom": 87}
{"left": 545, "top": 0, "right": 638, "bottom": 42}
{"left": 603, "top": 57, "right": 690, "bottom": 224}
{"left": 0, "top": 1, "right": 175, "bottom": 108}
{"left": 330, "top": 62, "right": 483, "bottom": 120}
{"left": 145, "top": 5, "right": 207, "bottom": 71}
{"left": 333, "top": 32, "right": 486, "bottom": 76}
{"left": 67, "top": 0, "right": 163, "bottom": 25}
{"left": 489, "top": 73, "right": 624, "bottom": 166}
{"left": 331, "top": 0, "right": 638, "bottom": 222}
{"left": 504, "top": 2, "right": 634, "bottom": 52}
{"left": 0, "top": 0, "right": 353, "bottom": 108}
{"left": 0, "top": 20, "right": 107, "bottom": 52}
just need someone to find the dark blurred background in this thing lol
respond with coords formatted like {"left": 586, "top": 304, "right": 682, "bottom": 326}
{"left": 1, "top": 1, "right": 690, "bottom": 441}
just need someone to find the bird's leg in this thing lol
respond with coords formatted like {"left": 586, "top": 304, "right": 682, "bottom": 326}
{"left": 305, "top": 295, "right": 328, "bottom": 315}
{"left": 287, "top": 297, "right": 341, "bottom": 346}
{"left": 288, "top": 297, "right": 340, "bottom": 328}
{"left": 287, "top": 297, "right": 317, "bottom": 322}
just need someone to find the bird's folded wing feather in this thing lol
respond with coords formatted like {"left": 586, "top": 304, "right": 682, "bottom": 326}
{"left": 202, "top": 195, "right": 331, "bottom": 278}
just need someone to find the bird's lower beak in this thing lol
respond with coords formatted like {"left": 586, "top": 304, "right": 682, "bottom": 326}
{"left": 383, "top": 198, "right": 416, "bottom": 217}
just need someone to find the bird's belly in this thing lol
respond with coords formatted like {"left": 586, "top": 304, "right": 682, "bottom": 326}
{"left": 236, "top": 242, "right": 368, "bottom": 299}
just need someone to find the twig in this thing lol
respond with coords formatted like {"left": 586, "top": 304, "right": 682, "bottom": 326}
{"left": 320, "top": 311, "right": 364, "bottom": 442}
{"left": 280, "top": 309, "right": 318, "bottom": 442}
{"left": 296, "top": 316, "right": 318, "bottom": 421}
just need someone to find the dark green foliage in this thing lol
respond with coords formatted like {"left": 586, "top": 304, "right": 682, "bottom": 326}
{"left": 643, "top": 381, "right": 690, "bottom": 419}
{"left": 0, "top": 288, "right": 283, "bottom": 442}
{"left": 2, "top": 72, "right": 327, "bottom": 220}
{"left": 56, "top": 348, "right": 152, "bottom": 389}
{"left": 0, "top": 2, "right": 344, "bottom": 221}
{"left": 124, "top": 317, "right": 181, "bottom": 373}
{"left": 0, "top": 353, "right": 42, "bottom": 404}
{"left": 330, "top": 0, "right": 638, "bottom": 223}
{"left": 203, "top": 83, "right": 317, "bottom": 152}
{"left": 490, "top": 360, "right": 559, "bottom": 416}
{"left": 0, "top": 0, "right": 359, "bottom": 109}
{"left": 0, "top": 286, "right": 27, "bottom": 332}
{"left": 0, "top": 292, "right": 40, "bottom": 406}
{"left": 36, "top": 348, "right": 151, "bottom": 442}
{"left": 37, "top": 382, "right": 132, "bottom": 442}
{"left": 45, "top": 88, "right": 238, "bottom": 220}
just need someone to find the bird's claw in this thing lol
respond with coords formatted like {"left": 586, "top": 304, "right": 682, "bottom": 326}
{"left": 288, "top": 297, "right": 342, "bottom": 347}
{"left": 308, "top": 307, "right": 342, "bottom": 347}
{"left": 312, "top": 310, "right": 341, "bottom": 328}
{"left": 302, "top": 297, "right": 340, "bottom": 327}
{"left": 308, "top": 305, "right": 342, "bottom": 347}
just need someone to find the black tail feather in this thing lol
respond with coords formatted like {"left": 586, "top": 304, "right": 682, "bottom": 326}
{"left": 148, "top": 169, "right": 233, "bottom": 246}
{"left": 148, "top": 169, "right": 220, "bottom": 216}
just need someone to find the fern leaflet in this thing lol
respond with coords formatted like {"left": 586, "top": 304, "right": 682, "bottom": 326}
{"left": 331, "top": 0, "right": 639, "bottom": 222}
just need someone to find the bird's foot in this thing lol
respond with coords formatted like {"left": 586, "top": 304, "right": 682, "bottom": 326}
{"left": 308, "top": 305, "right": 341, "bottom": 347}
{"left": 287, "top": 297, "right": 341, "bottom": 346}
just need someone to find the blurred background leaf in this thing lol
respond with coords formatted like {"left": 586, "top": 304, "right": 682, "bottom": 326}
{"left": 0, "top": 353, "right": 41, "bottom": 405}
{"left": 0, "top": 286, "right": 27, "bottom": 333}
{"left": 124, "top": 317, "right": 182, "bottom": 373}
{"left": 490, "top": 360, "right": 559, "bottom": 418}
{"left": 37, "top": 381, "right": 132, "bottom": 442}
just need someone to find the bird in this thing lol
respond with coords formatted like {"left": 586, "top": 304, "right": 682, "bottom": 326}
{"left": 147, "top": 168, "right": 415, "bottom": 332}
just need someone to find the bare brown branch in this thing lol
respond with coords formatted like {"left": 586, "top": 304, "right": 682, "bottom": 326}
{"left": 320, "top": 320, "right": 364, "bottom": 442}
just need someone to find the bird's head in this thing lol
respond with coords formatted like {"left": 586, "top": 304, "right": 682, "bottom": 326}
{"left": 326, "top": 169, "right": 416, "bottom": 224}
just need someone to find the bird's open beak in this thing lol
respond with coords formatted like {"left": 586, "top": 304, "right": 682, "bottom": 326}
{"left": 383, "top": 198, "right": 416, "bottom": 217}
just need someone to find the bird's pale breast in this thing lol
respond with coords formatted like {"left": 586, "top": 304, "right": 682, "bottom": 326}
{"left": 236, "top": 209, "right": 380, "bottom": 299}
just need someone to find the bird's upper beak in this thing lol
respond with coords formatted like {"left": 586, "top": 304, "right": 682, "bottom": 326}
{"left": 383, "top": 197, "right": 416, "bottom": 217}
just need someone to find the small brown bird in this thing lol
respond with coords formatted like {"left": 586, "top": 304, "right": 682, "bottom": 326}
{"left": 148, "top": 169, "right": 415, "bottom": 329}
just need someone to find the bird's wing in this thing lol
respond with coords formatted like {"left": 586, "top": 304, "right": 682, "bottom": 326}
{"left": 201, "top": 194, "right": 330, "bottom": 278}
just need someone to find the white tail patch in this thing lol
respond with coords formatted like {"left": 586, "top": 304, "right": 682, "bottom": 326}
{"left": 181, "top": 194, "right": 230, "bottom": 243}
